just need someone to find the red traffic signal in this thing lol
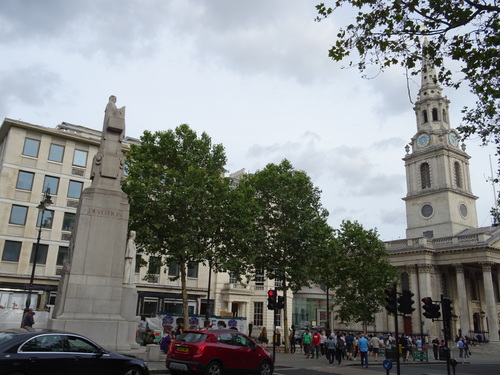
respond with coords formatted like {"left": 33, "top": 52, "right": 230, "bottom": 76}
{"left": 267, "top": 289, "right": 277, "bottom": 310}
{"left": 422, "top": 297, "right": 441, "bottom": 319}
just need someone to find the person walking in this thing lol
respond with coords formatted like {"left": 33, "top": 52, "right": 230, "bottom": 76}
{"left": 22, "top": 308, "right": 35, "bottom": 331}
{"left": 259, "top": 327, "right": 269, "bottom": 349}
{"left": 303, "top": 329, "right": 312, "bottom": 359}
{"left": 335, "top": 333, "right": 345, "bottom": 365}
{"left": 369, "top": 334, "right": 381, "bottom": 362}
{"left": 312, "top": 330, "right": 321, "bottom": 359}
{"left": 432, "top": 337, "right": 440, "bottom": 360}
{"left": 289, "top": 325, "right": 296, "bottom": 354}
{"left": 326, "top": 334, "right": 336, "bottom": 365}
{"left": 358, "top": 333, "right": 370, "bottom": 368}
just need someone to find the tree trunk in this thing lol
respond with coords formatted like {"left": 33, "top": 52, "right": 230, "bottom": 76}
{"left": 181, "top": 259, "right": 188, "bottom": 330}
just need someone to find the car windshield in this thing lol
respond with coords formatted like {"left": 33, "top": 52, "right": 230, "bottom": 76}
{"left": 0, "top": 332, "right": 15, "bottom": 345}
{"left": 176, "top": 332, "right": 208, "bottom": 343}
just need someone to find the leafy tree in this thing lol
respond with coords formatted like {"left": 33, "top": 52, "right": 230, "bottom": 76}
{"left": 236, "top": 159, "right": 331, "bottom": 352}
{"left": 123, "top": 125, "right": 234, "bottom": 326}
{"left": 325, "top": 220, "right": 397, "bottom": 331}
{"left": 316, "top": 1, "right": 499, "bottom": 151}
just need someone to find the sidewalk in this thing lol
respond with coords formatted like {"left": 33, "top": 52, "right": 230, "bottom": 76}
{"left": 146, "top": 342, "right": 500, "bottom": 374}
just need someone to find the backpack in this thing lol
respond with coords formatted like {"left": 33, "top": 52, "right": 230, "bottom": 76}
{"left": 336, "top": 339, "right": 345, "bottom": 350}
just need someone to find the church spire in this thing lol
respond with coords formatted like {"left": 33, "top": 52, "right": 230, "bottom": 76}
{"left": 413, "top": 39, "right": 450, "bottom": 132}
{"left": 419, "top": 38, "right": 444, "bottom": 100}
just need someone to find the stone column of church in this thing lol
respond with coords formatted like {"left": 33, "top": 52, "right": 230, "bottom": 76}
{"left": 481, "top": 262, "right": 499, "bottom": 342}
{"left": 408, "top": 265, "right": 421, "bottom": 335}
{"left": 454, "top": 264, "right": 471, "bottom": 336}
{"left": 417, "top": 264, "right": 435, "bottom": 337}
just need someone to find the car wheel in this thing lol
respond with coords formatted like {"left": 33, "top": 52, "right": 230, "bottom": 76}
{"left": 205, "top": 361, "right": 223, "bottom": 375}
{"left": 256, "top": 360, "right": 273, "bottom": 375}
{"left": 123, "top": 366, "right": 143, "bottom": 375}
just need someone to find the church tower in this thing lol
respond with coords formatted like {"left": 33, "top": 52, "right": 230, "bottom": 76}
{"left": 403, "top": 40, "right": 478, "bottom": 239}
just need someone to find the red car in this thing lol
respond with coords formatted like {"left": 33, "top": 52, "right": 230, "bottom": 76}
{"left": 166, "top": 329, "right": 273, "bottom": 375}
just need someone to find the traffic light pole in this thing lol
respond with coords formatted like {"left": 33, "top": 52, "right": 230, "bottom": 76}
{"left": 272, "top": 289, "right": 277, "bottom": 361}
{"left": 392, "top": 284, "right": 401, "bottom": 375}
{"left": 442, "top": 294, "right": 451, "bottom": 375}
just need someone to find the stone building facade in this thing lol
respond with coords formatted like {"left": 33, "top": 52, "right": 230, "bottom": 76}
{"left": 0, "top": 118, "right": 289, "bottom": 335}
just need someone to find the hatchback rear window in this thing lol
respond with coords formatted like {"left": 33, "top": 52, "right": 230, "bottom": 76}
{"left": 176, "top": 332, "right": 208, "bottom": 343}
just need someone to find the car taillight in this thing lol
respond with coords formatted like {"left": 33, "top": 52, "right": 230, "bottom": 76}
{"left": 195, "top": 345, "right": 206, "bottom": 355}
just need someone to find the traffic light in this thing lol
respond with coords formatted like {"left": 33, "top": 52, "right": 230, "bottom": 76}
{"left": 422, "top": 297, "right": 441, "bottom": 319}
{"left": 398, "top": 290, "right": 416, "bottom": 314}
{"left": 276, "top": 295, "right": 285, "bottom": 310}
{"left": 442, "top": 298, "right": 453, "bottom": 320}
{"left": 267, "top": 290, "right": 276, "bottom": 310}
{"left": 385, "top": 288, "right": 397, "bottom": 314}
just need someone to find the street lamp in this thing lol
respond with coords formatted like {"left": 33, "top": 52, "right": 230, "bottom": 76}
{"left": 24, "top": 189, "right": 53, "bottom": 314}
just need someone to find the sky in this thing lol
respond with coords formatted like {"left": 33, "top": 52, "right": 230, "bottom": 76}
{"left": 1, "top": 0, "right": 497, "bottom": 241}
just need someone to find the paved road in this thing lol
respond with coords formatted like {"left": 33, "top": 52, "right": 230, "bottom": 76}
{"left": 147, "top": 342, "right": 500, "bottom": 374}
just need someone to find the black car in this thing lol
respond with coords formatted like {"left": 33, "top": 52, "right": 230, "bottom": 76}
{"left": 0, "top": 329, "right": 149, "bottom": 375}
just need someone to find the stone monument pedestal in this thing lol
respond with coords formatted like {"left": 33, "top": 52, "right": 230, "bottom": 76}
{"left": 48, "top": 96, "right": 138, "bottom": 351}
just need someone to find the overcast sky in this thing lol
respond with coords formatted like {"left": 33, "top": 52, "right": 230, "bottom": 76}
{"left": 1, "top": 0, "right": 497, "bottom": 240}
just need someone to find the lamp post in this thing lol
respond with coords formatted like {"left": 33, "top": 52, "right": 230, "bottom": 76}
{"left": 23, "top": 189, "right": 53, "bottom": 315}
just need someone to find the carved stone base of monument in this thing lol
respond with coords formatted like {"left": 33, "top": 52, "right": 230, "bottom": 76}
{"left": 48, "top": 186, "right": 138, "bottom": 351}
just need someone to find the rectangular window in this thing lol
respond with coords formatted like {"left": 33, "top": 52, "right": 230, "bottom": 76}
{"left": 73, "top": 150, "right": 88, "bottom": 167}
{"left": 9, "top": 205, "right": 28, "bottom": 225}
{"left": 62, "top": 213, "right": 75, "bottom": 231}
{"left": 168, "top": 260, "right": 180, "bottom": 277}
{"left": 48, "top": 144, "right": 64, "bottom": 162}
{"left": 30, "top": 244, "right": 49, "bottom": 264}
{"left": 135, "top": 255, "right": 142, "bottom": 273}
{"left": 187, "top": 262, "right": 198, "bottom": 278}
{"left": 67, "top": 180, "right": 83, "bottom": 199}
{"left": 148, "top": 256, "right": 161, "bottom": 275}
{"left": 16, "top": 171, "right": 35, "bottom": 190}
{"left": 22, "top": 138, "right": 40, "bottom": 157}
{"left": 253, "top": 302, "right": 263, "bottom": 326}
{"left": 37, "top": 209, "right": 54, "bottom": 229}
{"left": 2, "top": 241, "right": 22, "bottom": 262}
{"left": 43, "top": 176, "right": 59, "bottom": 195}
{"left": 56, "top": 246, "right": 69, "bottom": 265}
{"left": 254, "top": 268, "right": 265, "bottom": 290}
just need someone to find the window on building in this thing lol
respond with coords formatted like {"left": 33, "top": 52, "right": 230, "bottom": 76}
{"left": 254, "top": 268, "right": 265, "bottom": 290}
{"left": 73, "top": 150, "right": 88, "bottom": 167}
{"left": 30, "top": 244, "right": 49, "bottom": 264}
{"left": 275, "top": 310, "right": 282, "bottom": 327}
{"left": 16, "top": 171, "right": 35, "bottom": 190}
{"left": 470, "top": 274, "right": 478, "bottom": 300}
{"left": 422, "top": 110, "right": 428, "bottom": 123}
{"left": 168, "top": 261, "right": 180, "bottom": 277}
{"left": 442, "top": 109, "right": 448, "bottom": 123}
{"left": 56, "top": 246, "right": 69, "bottom": 265}
{"left": 48, "top": 144, "right": 64, "bottom": 162}
{"left": 62, "top": 213, "right": 75, "bottom": 231}
{"left": 420, "top": 163, "right": 431, "bottom": 189}
{"left": 43, "top": 176, "right": 59, "bottom": 195}
{"left": 9, "top": 205, "right": 28, "bottom": 225}
{"left": 135, "top": 255, "right": 142, "bottom": 273}
{"left": 401, "top": 272, "right": 410, "bottom": 290}
{"left": 274, "top": 277, "right": 281, "bottom": 288}
{"left": 22, "top": 138, "right": 40, "bottom": 157}
{"left": 253, "top": 302, "right": 263, "bottom": 326}
{"left": 229, "top": 272, "right": 237, "bottom": 284}
{"left": 454, "top": 162, "right": 463, "bottom": 188}
{"left": 2, "top": 241, "right": 22, "bottom": 262}
{"left": 148, "top": 256, "right": 161, "bottom": 275}
{"left": 37, "top": 209, "right": 54, "bottom": 229}
{"left": 67, "top": 180, "right": 84, "bottom": 199}
{"left": 187, "top": 262, "right": 199, "bottom": 278}
{"left": 432, "top": 108, "right": 439, "bottom": 121}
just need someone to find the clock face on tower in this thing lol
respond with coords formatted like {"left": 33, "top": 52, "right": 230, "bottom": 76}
{"left": 449, "top": 133, "right": 458, "bottom": 147}
{"left": 417, "top": 133, "right": 430, "bottom": 148}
